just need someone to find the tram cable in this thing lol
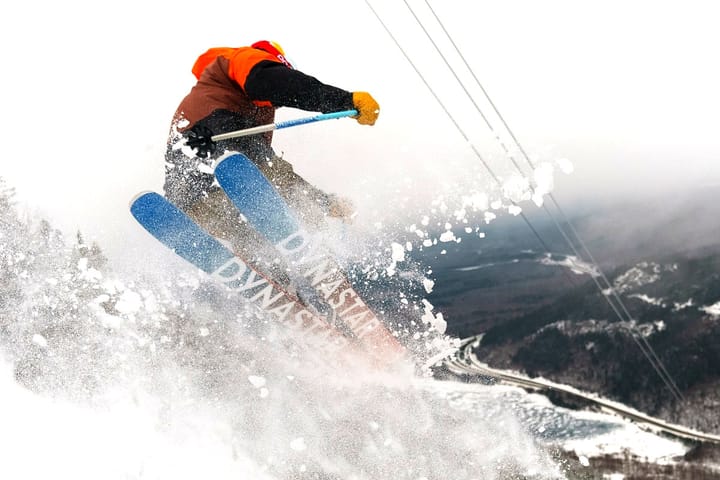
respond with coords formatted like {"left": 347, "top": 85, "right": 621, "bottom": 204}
{"left": 415, "top": 0, "right": 684, "bottom": 402}
{"left": 364, "top": 0, "right": 684, "bottom": 402}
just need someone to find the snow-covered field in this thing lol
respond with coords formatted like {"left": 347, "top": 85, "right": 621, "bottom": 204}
{"left": 419, "top": 380, "right": 689, "bottom": 462}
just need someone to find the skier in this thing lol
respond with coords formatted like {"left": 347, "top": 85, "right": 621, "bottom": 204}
{"left": 164, "top": 40, "right": 380, "bottom": 281}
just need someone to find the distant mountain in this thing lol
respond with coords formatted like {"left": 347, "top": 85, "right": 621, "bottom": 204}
{"left": 478, "top": 253, "right": 720, "bottom": 432}
{"left": 413, "top": 186, "right": 720, "bottom": 432}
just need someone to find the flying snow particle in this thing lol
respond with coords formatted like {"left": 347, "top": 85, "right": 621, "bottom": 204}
{"left": 508, "top": 205, "right": 523, "bottom": 216}
{"left": 557, "top": 157, "right": 574, "bottom": 174}
{"left": 197, "top": 163, "right": 214, "bottom": 175}
{"left": 386, "top": 242, "right": 406, "bottom": 276}
{"left": 77, "top": 257, "right": 102, "bottom": 281}
{"left": 439, "top": 231, "right": 456, "bottom": 243}
{"left": 248, "top": 375, "right": 266, "bottom": 388}
{"left": 32, "top": 334, "right": 48, "bottom": 348}
{"left": 502, "top": 175, "right": 531, "bottom": 202}
{"left": 463, "top": 192, "right": 489, "bottom": 211}
{"left": 290, "top": 437, "right": 307, "bottom": 451}
{"left": 420, "top": 299, "right": 447, "bottom": 333}
{"left": 532, "top": 162, "right": 555, "bottom": 205}
{"left": 115, "top": 290, "right": 143, "bottom": 314}
{"left": 390, "top": 243, "right": 405, "bottom": 262}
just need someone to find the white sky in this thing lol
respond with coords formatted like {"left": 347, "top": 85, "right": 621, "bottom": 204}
{"left": 1, "top": 0, "right": 719, "bottom": 261}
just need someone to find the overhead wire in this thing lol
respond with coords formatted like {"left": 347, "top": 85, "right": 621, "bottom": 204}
{"left": 361, "top": 0, "right": 580, "bottom": 288}
{"left": 364, "top": 0, "right": 684, "bottom": 402}
{"left": 416, "top": 0, "right": 684, "bottom": 402}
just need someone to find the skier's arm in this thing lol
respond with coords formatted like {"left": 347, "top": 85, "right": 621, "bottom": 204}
{"left": 223, "top": 48, "right": 379, "bottom": 124}
{"left": 244, "top": 61, "right": 355, "bottom": 113}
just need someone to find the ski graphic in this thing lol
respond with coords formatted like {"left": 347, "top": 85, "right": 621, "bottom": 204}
{"left": 129, "top": 191, "right": 353, "bottom": 361}
{"left": 214, "top": 153, "right": 408, "bottom": 367}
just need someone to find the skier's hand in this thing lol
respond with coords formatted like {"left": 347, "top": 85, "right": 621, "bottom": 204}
{"left": 327, "top": 195, "right": 356, "bottom": 222}
{"left": 352, "top": 92, "right": 380, "bottom": 126}
{"left": 185, "top": 124, "right": 216, "bottom": 158}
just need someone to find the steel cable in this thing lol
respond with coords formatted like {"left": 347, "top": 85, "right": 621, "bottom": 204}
{"left": 364, "top": 0, "right": 684, "bottom": 402}
{"left": 417, "top": 0, "right": 684, "bottom": 401}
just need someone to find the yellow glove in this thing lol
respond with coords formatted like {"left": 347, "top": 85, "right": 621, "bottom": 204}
{"left": 352, "top": 92, "right": 380, "bottom": 126}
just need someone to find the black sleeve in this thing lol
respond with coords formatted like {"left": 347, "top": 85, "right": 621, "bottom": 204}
{"left": 244, "top": 60, "right": 355, "bottom": 113}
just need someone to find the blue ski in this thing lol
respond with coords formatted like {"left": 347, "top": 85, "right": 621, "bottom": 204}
{"left": 214, "top": 153, "right": 408, "bottom": 367}
{"left": 129, "top": 191, "right": 352, "bottom": 358}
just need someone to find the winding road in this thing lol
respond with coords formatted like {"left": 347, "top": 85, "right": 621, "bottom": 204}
{"left": 442, "top": 335, "right": 720, "bottom": 445}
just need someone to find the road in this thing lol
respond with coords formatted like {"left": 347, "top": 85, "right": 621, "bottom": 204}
{"left": 442, "top": 335, "right": 720, "bottom": 445}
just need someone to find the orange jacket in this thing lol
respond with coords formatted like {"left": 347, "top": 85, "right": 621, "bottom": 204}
{"left": 190, "top": 47, "right": 280, "bottom": 108}
{"left": 174, "top": 45, "right": 354, "bottom": 132}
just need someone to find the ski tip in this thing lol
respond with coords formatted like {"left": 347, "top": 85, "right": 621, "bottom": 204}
{"left": 128, "top": 190, "right": 161, "bottom": 211}
{"left": 214, "top": 151, "right": 251, "bottom": 172}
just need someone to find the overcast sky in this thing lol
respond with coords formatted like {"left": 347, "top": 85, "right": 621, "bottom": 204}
{"left": 1, "top": 0, "right": 719, "bottom": 261}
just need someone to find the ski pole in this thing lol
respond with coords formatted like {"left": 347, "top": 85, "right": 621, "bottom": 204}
{"left": 211, "top": 109, "right": 358, "bottom": 142}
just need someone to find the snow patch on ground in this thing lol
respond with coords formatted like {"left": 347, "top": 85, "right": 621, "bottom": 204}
{"left": 673, "top": 298, "right": 694, "bottom": 311}
{"left": 419, "top": 380, "right": 689, "bottom": 468}
{"left": 563, "top": 414, "right": 687, "bottom": 463}
{"left": 703, "top": 301, "right": 720, "bottom": 317}
{"left": 628, "top": 293, "right": 665, "bottom": 307}
{"left": 540, "top": 254, "right": 599, "bottom": 276}
{"left": 613, "top": 262, "right": 677, "bottom": 294}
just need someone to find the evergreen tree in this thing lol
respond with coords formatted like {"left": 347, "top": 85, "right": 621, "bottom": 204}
{"left": 0, "top": 177, "right": 27, "bottom": 337}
